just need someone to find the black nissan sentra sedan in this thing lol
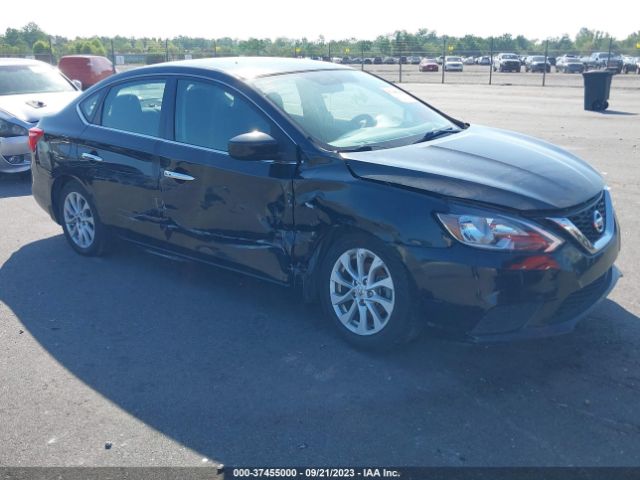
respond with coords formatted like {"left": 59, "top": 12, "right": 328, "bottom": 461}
{"left": 29, "top": 57, "right": 621, "bottom": 350}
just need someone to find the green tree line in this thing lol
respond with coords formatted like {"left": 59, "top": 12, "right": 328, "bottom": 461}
{"left": 1, "top": 22, "right": 639, "bottom": 60}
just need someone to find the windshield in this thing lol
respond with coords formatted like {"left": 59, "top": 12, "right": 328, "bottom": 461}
{"left": 252, "top": 70, "right": 457, "bottom": 151}
{"left": 447, "top": 57, "right": 462, "bottom": 62}
{"left": 0, "top": 64, "right": 75, "bottom": 96}
{"left": 531, "top": 56, "right": 546, "bottom": 61}
{"left": 502, "top": 54, "right": 518, "bottom": 59}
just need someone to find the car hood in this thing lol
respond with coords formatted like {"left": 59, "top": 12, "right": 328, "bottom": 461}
{"left": 0, "top": 91, "right": 80, "bottom": 124}
{"left": 342, "top": 125, "right": 604, "bottom": 211}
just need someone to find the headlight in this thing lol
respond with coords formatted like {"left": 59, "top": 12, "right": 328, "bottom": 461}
{"left": 0, "top": 117, "right": 28, "bottom": 137}
{"left": 437, "top": 212, "right": 564, "bottom": 252}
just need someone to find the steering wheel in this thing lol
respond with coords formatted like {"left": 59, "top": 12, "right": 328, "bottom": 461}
{"left": 350, "top": 114, "right": 376, "bottom": 129}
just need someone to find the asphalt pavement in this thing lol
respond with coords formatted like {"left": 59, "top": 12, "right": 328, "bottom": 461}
{"left": 0, "top": 83, "right": 639, "bottom": 467}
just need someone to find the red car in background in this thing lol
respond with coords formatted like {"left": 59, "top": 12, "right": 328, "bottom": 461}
{"left": 418, "top": 58, "right": 439, "bottom": 72}
{"left": 58, "top": 55, "right": 115, "bottom": 90}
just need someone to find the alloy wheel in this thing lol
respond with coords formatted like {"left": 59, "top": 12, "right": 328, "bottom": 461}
{"left": 63, "top": 191, "right": 95, "bottom": 249}
{"left": 329, "top": 248, "right": 395, "bottom": 336}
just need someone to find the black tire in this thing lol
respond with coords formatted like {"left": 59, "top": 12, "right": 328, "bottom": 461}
{"left": 318, "top": 233, "right": 422, "bottom": 350}
{"left": 58, "top": 180, "right": 108, "bottom": 256}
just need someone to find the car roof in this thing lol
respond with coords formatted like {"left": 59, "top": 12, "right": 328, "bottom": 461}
{"left": 0, "top": 58, "right": 53, "bottom": 67}
{"left": 133, "top": 56, "right": 352, "bottom": 80}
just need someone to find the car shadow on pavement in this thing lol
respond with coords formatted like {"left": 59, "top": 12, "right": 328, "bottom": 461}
{"left": 0, "top": 172, "right": 31, "bottom": 199}
{"left": 2, "top": 236, "right": 640, "bottom": 466}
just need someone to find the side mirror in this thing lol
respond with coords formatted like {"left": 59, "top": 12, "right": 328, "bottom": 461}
{"left": 228, "top": 131, "right": 279, "bottom": 161}
{"left": 71, "top": 79, "right": 83, "bottom": 90}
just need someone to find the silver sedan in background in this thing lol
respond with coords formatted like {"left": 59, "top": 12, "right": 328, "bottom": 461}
{"left": 0, "top": 58, "right": 80, "bottom": 173}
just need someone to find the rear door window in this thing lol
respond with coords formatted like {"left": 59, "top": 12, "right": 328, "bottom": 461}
{"left": 101, "top": 80, "right": 166, "bottom": 137}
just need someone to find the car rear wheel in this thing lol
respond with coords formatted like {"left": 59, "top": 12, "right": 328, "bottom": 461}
{"left": 59, "top": 181, "right": 108, "bottom": 256}
{"left": 319, "top": 234, "right": 421, "bottom": 350}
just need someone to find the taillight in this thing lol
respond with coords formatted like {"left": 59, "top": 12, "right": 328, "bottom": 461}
{"left": 28, "top": 127, "right": 44, "bottom": 152}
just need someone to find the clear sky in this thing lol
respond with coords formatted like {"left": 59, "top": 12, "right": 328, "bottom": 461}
{"left": 3, "top": 0, "right": 638, "bottom": 40}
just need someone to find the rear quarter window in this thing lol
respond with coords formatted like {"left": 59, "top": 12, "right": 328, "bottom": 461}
{"left": 79, "top": 91, "right": 102, "bottom": 123}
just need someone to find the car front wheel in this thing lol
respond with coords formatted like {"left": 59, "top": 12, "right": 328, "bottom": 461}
{"left": 59, "top": 181, "right": 108, "bottom": 256}
{"left": 319, "top": 235, "right": 421, "bottom": 350}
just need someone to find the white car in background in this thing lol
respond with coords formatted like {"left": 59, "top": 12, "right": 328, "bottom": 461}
{"left": 444, "top": 56, "right": 464, "bottom": 72}
{"left": 0, "top": 58, "right": 80, "bottom": 173}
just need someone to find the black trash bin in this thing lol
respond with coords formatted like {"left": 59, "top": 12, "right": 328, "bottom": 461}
{"left": 582, "top": 70, "right": 612, "bottom": 111}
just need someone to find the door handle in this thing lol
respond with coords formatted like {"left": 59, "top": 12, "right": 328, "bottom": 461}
{"left": 164, "top": 170, "right": 195, "bottom": 181}
{"left": 81, "top": 152, "right": 103, "bottom": 162}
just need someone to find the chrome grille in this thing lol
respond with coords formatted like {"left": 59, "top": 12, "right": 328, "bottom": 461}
{"left": 567, "top": 194, "right": 606, "bottom": 243}
{"left": 547, "top": 190, "right": 614, "bottom": 254}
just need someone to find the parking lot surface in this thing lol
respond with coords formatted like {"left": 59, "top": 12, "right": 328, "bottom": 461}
{"left": 0, "top": 83, "right": 639, "bottom": 467}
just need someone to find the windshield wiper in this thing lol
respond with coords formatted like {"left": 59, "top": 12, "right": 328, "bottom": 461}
{"left": 414, "top": 126, "right": 460, "bottom": 144}
{"left": 337, "top": 145, "right": 374, "bottom": 153}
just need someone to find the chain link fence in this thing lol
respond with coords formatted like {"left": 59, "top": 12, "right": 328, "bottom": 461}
{"left": 3, "top": 39, "right": 639, "bottom": 89}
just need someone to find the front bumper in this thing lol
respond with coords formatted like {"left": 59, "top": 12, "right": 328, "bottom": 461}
{"left": 501, "top": 62, "right": 521, "bottom": 71}
{"left": 402, "top": 214, "right": 621, "bottom": 341}
{"left": 0, "top": 135, "right": 31, "bottom": 173}
{"left": 469, "top": 265, "right": 620, "bottom": 341}
{"left": 529, "top": 64, "right": 549, "bottom": 72}
{"left": 565, "top": 64, "right": 584, "bottom": 72}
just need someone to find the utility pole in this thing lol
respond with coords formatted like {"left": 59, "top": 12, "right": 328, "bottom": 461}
{"left": 489, "top": 37, "right": 494, "bottom": 85}
{"left": 110, "top": 39, "right": 116, "bottom": 73}
{"left": 48, "top": 36, "right": 54, "bottom": 65}
{"left": 542, "top": 40, "right": 548, "bottom": 86}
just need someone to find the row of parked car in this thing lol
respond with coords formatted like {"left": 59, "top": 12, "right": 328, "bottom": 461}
{"left": 415, "top": 53, "right": 639, "bottom": 74}
{"left": 494, "top": 52, "right": 640, "bottom": 74}
{"left": 326, "top": 52, "right": 640, "bottom": 75}
{"left": 326, "top": 56, "right": 424, "bottom": 65}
